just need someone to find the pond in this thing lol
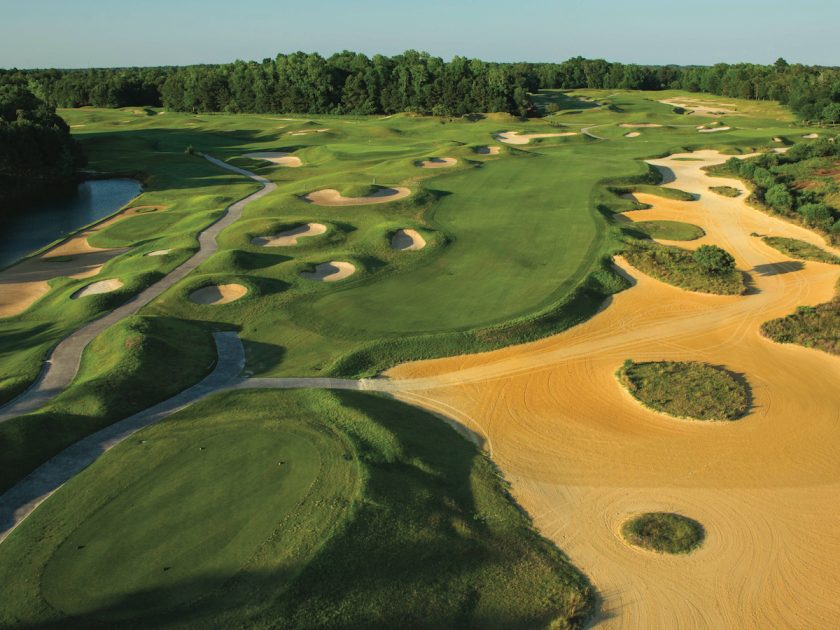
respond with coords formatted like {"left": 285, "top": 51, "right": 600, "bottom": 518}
{"left": 0, "top": 179, "right": 141, "bottom": 268}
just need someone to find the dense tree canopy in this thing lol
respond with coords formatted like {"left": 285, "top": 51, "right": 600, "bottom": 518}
{"left": 1, "top": 53, "right": 838, "bottom": 122}
{"left": 0, "top": 85, "right": 84, "bottom": 212}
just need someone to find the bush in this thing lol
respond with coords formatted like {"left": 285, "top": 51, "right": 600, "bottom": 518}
{"left": 765, "top": 184, "right": 794, "bottom": 212}
{"left": 799, "top": 202, "right": 835, "bottom": 230}
{"left": 621, "top": 512, "right": 705, "bottom": 554}
{"left": 692, "top": 244, "right": 736, "bottom": 274}
{"left": 752, "top": 166, "right": 776, "bottom": 189}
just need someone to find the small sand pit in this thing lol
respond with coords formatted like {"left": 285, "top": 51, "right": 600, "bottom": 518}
{"left": 803, "top": 133, "right": 819, "bottom": 139}
{"left": 475, "top": 146, "right": 500, "bottom": 155}
{"left": 698, "top": 126, "right": 731, "bottom": 133}
{"left": 243, "top": 152, "right": 302, "bottom": 167}
{"left": 773, "top": 137, "right": 783, "bottom": 143}
{"left": 418, "top": 157, "right": 457, "bottom": 168}
{"left": 146, "top": 249, "right": 172, "bottom": 257}
{"left": 304, "top": 187, "right": 410, "bottom": 206}
{"left": 189, "top": 283, "right": 248, "bottom": 305}
{"left": 71, "top": 279, "right": 123, "bottom": 299}
{"left": 620, "top": 123, "right": 662, "bottom": 128}
{"left": 300, "top": 261, "right": 356, "bottom": 282}
{"left": 494, "top": 130, "right": 577, "bottom": 144}
{"left": 288, "top": 128, "right": 330, "bottom": 136}
{"left": 252, "top": 223, "right": 327, "bottom": 247}
{"left": 624, "top": 132, "right": 641, "bottom": 138}
{"left": 391, "top": 229, "right": 426, "bottom": 251}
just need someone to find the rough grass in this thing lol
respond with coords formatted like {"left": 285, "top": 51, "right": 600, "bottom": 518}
{"left": 709, "top": 185, "right": 742, "bottom": 197}
{"left": 761, "top": 288, "right": 840, "bottom": 356}
{"left": 617, "top": 360, "right": 751, "bottom": 420}
{"left": 0, "top": 389, "right": 592, "bottom": 629}
{"left": 761, "top": 236, "right": 840, "bottom": 264}
{"left": 621, "top": 512, "right": 705, "bottom": 554}
{"left": 631, "top": 220, "right": 705, "bottom": 241}
{"left": 623, "top": 242, "right": 745, "bottom": 295}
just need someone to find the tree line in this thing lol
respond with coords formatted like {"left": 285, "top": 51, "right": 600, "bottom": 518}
{"left": 1, "top": 52, "right": 838, "bottom": 122}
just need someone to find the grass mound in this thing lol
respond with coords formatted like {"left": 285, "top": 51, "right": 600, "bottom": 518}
{"left": 0, "top": 389, "right": 592, "bottom": 629}
{"left": 617, "top": 360, "right": 751, "bottom": 420}
{"left": 621, "top": 512, "right": 705, "bottom": 554}
{"left": 709, "top": 185, "right": 742, "bottom": 197}
{"left": 624, "top": 242, "right": 745, "bottom": 295}
{"left": 761, "top": 237, "right": 840, "bottom": 264}
{"left": 632, "top": 220, "right": 705, "bottom": 241}
{"left": 762, "top": 294, "right": 840, "bottom": 356}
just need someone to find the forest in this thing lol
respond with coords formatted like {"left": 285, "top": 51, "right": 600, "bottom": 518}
{"left": 1, "top": 52, "right": 839, "bottom": 123}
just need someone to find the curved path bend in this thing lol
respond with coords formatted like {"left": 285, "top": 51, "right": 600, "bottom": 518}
{"left": 0, "top": 155, "right": 274, "bottom": 422}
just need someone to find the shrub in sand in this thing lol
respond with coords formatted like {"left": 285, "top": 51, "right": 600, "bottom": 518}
{"left": 762, "top": 292, "right": 840, "bottom": 356}
{"left": 709, "top": 185, "right": 742, "bottom": 197}
{"left": 617, "top": 359, "right": 751, "bottom": 420}
{"left": 624, "top": 242, "right": 744, "bottom": 295}
{"left": 621, "top": 512, "right": 705, "bottom": 554}
{"left": 692, "top": 245, "right": 735, "bottom": 275}
{"left": 761, "top": 237, "right": 840, "bottom": 264}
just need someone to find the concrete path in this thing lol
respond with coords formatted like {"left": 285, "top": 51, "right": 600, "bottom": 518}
{"left": 0, "top": 155, "right": 274, "bottom": 422}
{"left": 0, "top": 331, "right": 244, "bottom": 543}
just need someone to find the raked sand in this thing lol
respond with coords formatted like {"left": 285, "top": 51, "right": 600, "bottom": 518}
{"left": 494, "top": 130, "right": 577, "bottom": 144}
{"left": 385, "top": 150, "right": 840, "bottom": 629}
{"left": 300, "top": 261, "right": 356, "bottom": 282}
{"left": 304, "top": 187, "right": 410, "bottom": 206}
{"left": 251, "top": 223, "right": 326, "bottom": 247}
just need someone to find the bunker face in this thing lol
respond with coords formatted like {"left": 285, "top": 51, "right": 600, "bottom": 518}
{"left": 418, "top": 157, "right": 457, "bottom": 168}
{"left": 698, "top": 126, "right": 732, "bottom": 133}
{"left": 624, "top": 132, "right": 641, "bottom": 138}
{"left": 494, "top": 130, "right": 577, "bottom": 145}
{"left": 71, "top": 279, "right": 123, "bottom": 299}
{"left": 620, "top": 123, "right": 662, "bottom": 128}
{"left": 252, "top": 223, "right": 327, "bottom": 247}
{"left": 300, "top": 261, "right": 356, "bottom": 282}
{"left": 391, "top": 229, "right": 426, "bottom": 251}
{"left": 475, "top": 146, "right": 500, "bottom": 155}
{"left": 304, "top": 188, "right": 410, "bottom": 206}
{"left": 243, "top": 152, "right": 302, "bottom": 167}
{"left": 189, "top": 283, "right": 247, "bottom": 305}
{"left": 146, "top": 249, "right": 172, "bottom": 257}
{"left": 288, "top": 128, "right": 329, "bottom": 136}
{"left": 802, "top": 133, "right": 819, "bottom": 139}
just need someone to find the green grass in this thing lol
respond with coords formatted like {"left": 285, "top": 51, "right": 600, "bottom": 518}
{"left": 621, "top": 512, "right": 705, "bottom": 554}
{"left": 623, "top": 242, "right": 745, "bottom": 295}
{"left": 617, "top": 360, "right": 751, "bottom": 420}
{"left": 761, "top": 236, "right": 840, "bottom": 264}
{"left": 0, "top": 389, "right": 592, "bottom": 629}
{"left": 630, "top": 220, "right": 705, "bottom": 241}
{"left": 709, "top": 185, "right": 742, "bottom": 197}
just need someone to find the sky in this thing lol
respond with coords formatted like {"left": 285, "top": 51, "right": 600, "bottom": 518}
{"left": 1, "top": 0, "right": 838, "bottom": 69}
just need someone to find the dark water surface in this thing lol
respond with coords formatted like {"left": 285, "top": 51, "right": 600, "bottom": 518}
{"left": 0, "top": 179, "right": 141, "bottom": 268}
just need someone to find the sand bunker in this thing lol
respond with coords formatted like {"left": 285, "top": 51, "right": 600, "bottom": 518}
{"left": 146, "top": 249, "right": 172, "bottom": 257}
{"left": 660, "top": 98, "right": 739, "bottom": 116}
{"left": 243, "top": 152, "right": 302, "bottom": 167}
{"left": 620, "top": 123, "right": 662, "bottom": 128}
{"left": 385, "top": 150, "right": 840, "bottom": 628}
{"left": 418, "top": 157, "right": 457, "bottom": 168}
{"left": 803, "top": 133, "right": 819, "bottom": 139}
{"left": 304, "top": 187, "right": 410, "bottom": 206}
{"left": 494, "top": 131, "right": 577, "bottom": 145}
{"left": 189, "top": 283, "right": 248, "bottom": 305}
{"left": 624, "top": 132, "right": 641, "bottom": 138}
{"left": 288, "top": 128, "right": 329, "bottom": 136}
{"left": 251, "top": 223, "right": 327, "bottom": 247}
{"left": 300, "top": 261, "right": 356, "bottom": 282}
{"left": 71, "top": 279, "right": 123, "bottom": 299}
{"left": 773, "top": 137, "right": 784, "bottom": 143}
{"left": 698, "top": 126, "right": 732, "bottom": 133}
{"left": 475, "top": 146, "right": 500, "bottom": 155}
{"left": 391, "top": 229, "right": 426, "bottom": 251}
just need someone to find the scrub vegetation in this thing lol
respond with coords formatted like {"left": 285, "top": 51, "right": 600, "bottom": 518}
{"left": 621, "top": 512, "right": 705, "bottom": 554}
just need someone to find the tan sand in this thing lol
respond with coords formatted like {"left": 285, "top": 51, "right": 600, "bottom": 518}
{"left": 660, "top": 98, "right": 739, "bottom": 116}
{"left": 304, "top": 187, "right": 410, "bottom": 206}
{"left": 300, "top": 261, "right": 356, "bottom": 282}
{"left": 475, "top": 146, "right": 501, "bottom": 155}
{"left": 71, "top": 278, "right": 123, "bottom": 299}
{"left": 620, "top": 123, "right": 662, "bottom": 128}
{"left": 243, "top": 152, "right": 302, "bottom": 167}
{"left": 251, "top": 223, "right": 327, "bottom": 247}
{"left": 773, "top": 137, "right": 783, "bottom": 143}
{"left": 189, "top": 283, "right": 248, "bottom": 305}
{"left": 288, "top": 128, "right": 330, "bottom": 136}
{"left": 418, "top": 157, "right": 457, "bottom": 168}
{"left": 803, "top": 133, "right": 819, "bottom": 139}
{"left": 384, "top": 150, "right": 840, "bottom": 629}
{"left": 624, "top": 132, "right": 641, "bottom": 138}
{"left": 391, "top": 229, "right": 426, "bottom": 251}
{"left": 494, "top": 130, "right": 577, "bottom": 144}
{"left": 698, "top": 126, "right": 732, "bottom": 133}
{"left": 146, "top": 249, "right": 172, "bottom": 257}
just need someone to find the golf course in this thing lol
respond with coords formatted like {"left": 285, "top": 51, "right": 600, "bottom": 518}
{"left": 1, "top": 66, "right": 840, "bottom": 628}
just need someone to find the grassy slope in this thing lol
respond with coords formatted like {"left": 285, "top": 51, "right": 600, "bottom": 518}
{"left": 630, "top": 220, "right": 705, "bottom": 241}
{"left": 0, "top": 389, "right": 591, "bottom": 629}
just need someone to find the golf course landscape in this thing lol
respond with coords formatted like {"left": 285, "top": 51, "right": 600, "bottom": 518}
{"left": 1, "top": 35, "right": 840, "bottom": 628}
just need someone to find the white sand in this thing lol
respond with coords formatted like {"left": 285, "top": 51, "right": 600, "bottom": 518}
{"left": 300, "top": 261, "right": 356, "bottom": 282}
{"left": 494, "top": 130, "right": 577, "bottom": 145}
{"left": 620, "top": 123, "right": 662, "bottom": 128}
{"left": 418, "top": 157, "right": 457, "bottom": 168}
{"left": 243, "top": 152, "right": 302, "bottom": 167}
{"left": 71, "top": 279, "right": 123, "bottom": 299}
{"left": 624, "top": 132, "right": 641, "bottom": 138}
{"left": 288, "top": 128, "right": 330, "bottom": 136}
{"left": 146, "top": 249, "right": 172, "bottom": 257}
{"left": 252, "top": 223, "right": 327, "bottom": 247}
{"left": 189, "top": 283, "right": 248, "bottom": 305}
{"left": 391, "top": 229, "right": 426, "bottom": 251}
{"left": 304, "top": 187, "right": 410, "bottom": 206}
{"left": 475, "top": 146, "right": 500, "bottom": 155}
{"left": 698, "top": 126, "right": 732, "bottom": 133}
{"left": 803, "top": 133, "right": 819, "bottom": 139}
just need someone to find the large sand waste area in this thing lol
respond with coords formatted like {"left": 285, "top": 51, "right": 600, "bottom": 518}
{"left": 383, "top": 150, "right": 840, "bottom": 628}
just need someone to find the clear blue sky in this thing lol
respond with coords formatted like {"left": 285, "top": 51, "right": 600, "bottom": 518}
{"left": 2, "top": 0, "right": 838, "bottom": 69}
